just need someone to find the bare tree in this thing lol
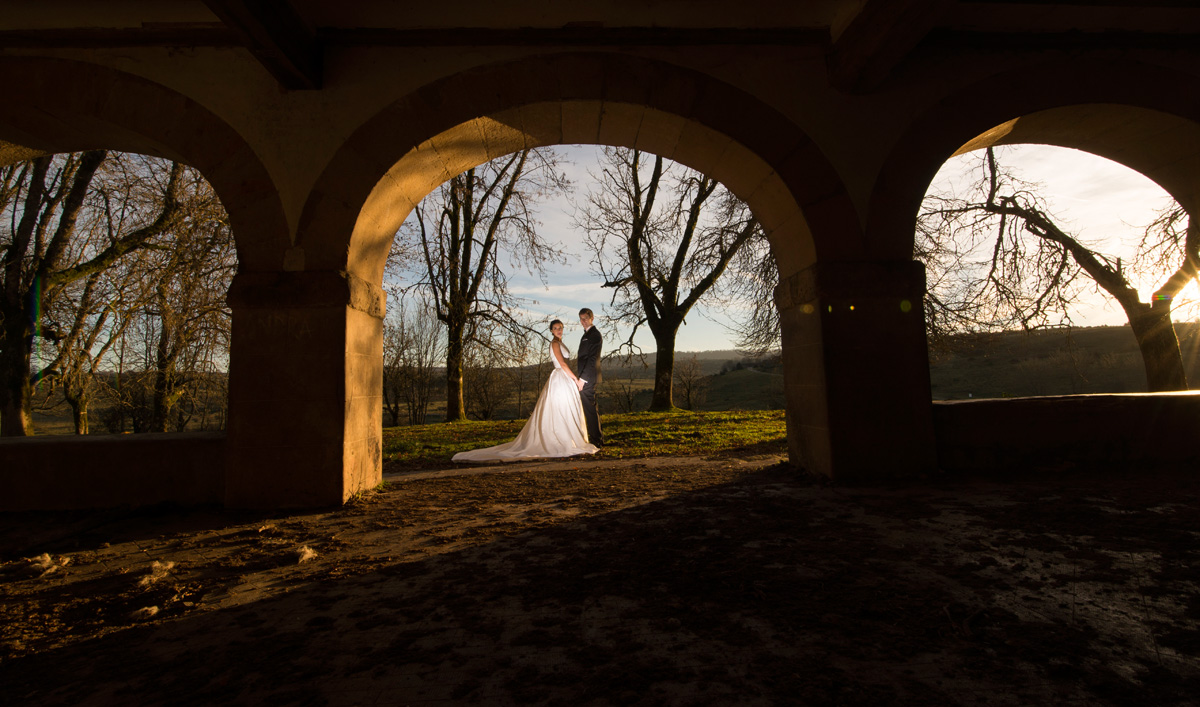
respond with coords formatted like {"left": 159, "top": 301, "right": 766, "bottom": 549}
{"left": 390, "top": 149, "right": 570, "bottom": 421}
{"left": 674, "top": 353, "right": 709, "bottom": 410}
{"left": 78, "top": 160, "right": 235, "bottom": 434}
{"left": 382, "top": 316, "right": 406, "bottom": 428}
{"left": 36, "top": 266, "right": 140, "bottom": 433}
{"left": 723, "top": 235, "right": 782, "bottom": 357}
{"left": 463, "top": 338, "right": 516, "bottom": 421}
{"left": 576, "top": 147, "right": 763, "bottom": 410}
{"left": 504, "top": 327, "right": 542, "bottom": 419}
{"left": 135, "top": 166, "right": 235, "bottom": 432}
{"left": 383, "top": 291, "right": 443, "bottom": 426}
{"left": 0, "top": 152, "right": 185, "bottom": 436}
{"left": 40, "top": 156, "right": 233, "bottom": 435}
{"left": 463, "top": 320, "right": 546, "bottom": 420}
{"left": 604, "top": 354, "right": 649, "bottom": 414}
{"left": 919, "top": 147, "right": 1196, "bottom": 391}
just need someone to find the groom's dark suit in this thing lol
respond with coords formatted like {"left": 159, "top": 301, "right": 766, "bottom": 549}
{"left": 577, "top": 325, "right": 603, "bottom": 446}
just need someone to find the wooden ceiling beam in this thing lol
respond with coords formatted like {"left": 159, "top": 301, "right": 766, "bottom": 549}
{"left": 828, "top": 0, "right": 955, "bottom": 93}
{"left": 201, "top": 0, "right": 321, "bottom": 90}
{"left": 318, "top": 26, "right": 828, "bottom": 48}
{"left": 0, "top": 25, "right": 239, "bottom": 49}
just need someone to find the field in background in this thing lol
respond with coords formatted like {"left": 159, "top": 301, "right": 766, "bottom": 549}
{"left": 21, "top": 324, "right": 1200, "bottom": 435}
{"left": 929, "top": 323, "right": 1200, "bottom": 399}
{"left": 382, "top": 409, "right": 787, "bottom": 470}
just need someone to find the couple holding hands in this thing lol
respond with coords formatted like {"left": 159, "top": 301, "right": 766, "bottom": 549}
{"left": 452, "top": 308, "right": 603, "bottom": 463}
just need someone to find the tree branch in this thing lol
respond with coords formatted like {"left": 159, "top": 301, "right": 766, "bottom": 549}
{"left": 46, "top": 161, "right": 184, "bottom": 288}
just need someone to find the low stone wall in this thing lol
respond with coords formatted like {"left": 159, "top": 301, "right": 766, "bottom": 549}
{"left": 933, "top": 392, "right": 1200, "bottom": 474}
{"left": 0, "top": 432, "right": 225, "bottom": 511}
{"left": 4, "top": 394, "right": 1198, "bottom": 511}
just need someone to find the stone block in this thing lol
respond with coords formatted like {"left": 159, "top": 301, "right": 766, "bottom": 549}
{"left": 763, "top": 215, "right": 817, "bottom": 276}
{"left": 670, "top": 121, "right": 733, "bottom": 180}
{"left": 224, "top": 441, "right": 346, "bottom": 508}
{"left": 560, "top": 100, "right": 602, "bottom": 146}
{"left": 229, "top": 355, "right": 344, "bottom": 404}
{"left": 545, "top": 54, "right": 610, "bottom": 103}
{"left": 344, "top": 440, "right": 381, "bottom": 491}
{"left": 0, "top": 433, "right": 225, "bottom": 511}
{"left": 933, "top": 393, "right": 1200, "bottom": 474}
{"left": 632, "top": 108, "right": 684, "bottom": 163}
{"left": 356, "top": 171, "right": 419, "bottom": 249}
{"left": 346, "top": 307, "right": 384, "bottom": 356}
{"left": 390, "top": 141, "right": 454, "bottom": 207}
{"left": 228, "top": 396, "right": 346, "bottom": 447}
{"left": 346, "top": 353, "right": 383, "bottom": 401}
{"left": 428, "top": 123, "right": 493, "bottom": 180}
{"left": 795, "top": 423, "right": 833, "bottom": 475}
{"left": 704, "top": 143, "right": 774, "bottom": 208}
{"left": 596, "top": 102, "right": 645, "bottom": 150}
{"left": 513, "top": 102, "right": 565, "bottom": 148}
{"left": 747, "top": 172, "right": 801, "bottom": 233}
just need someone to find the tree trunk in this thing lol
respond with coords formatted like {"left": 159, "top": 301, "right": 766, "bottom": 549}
{"left": 382, "top": 367, "right": 402, "bottom": 426}
{"left": 406, "top": 373, "right": 427, "bottom": 425}
{"left": 648, "top": 338, "right": 677, "bottom": 411}
{"left": 405, "top": 366, "right": 431, "bottom": 425}
{"left": 151, "top": 355, "right": 175, "bottom": 433}
{"left": 444, "top": 319, "right": 467, "bottom": 422}
{"left": 150, "top": 291, "right": 182, "bottom": 432}
{"left": 0, "top": 316, "right": 34, "bottom": 436}
{"left": 67, "top": 392, "right": 89, "bottom": 435}
{"left": 1127, "top": 305, "right": 1188, "bottom": 392}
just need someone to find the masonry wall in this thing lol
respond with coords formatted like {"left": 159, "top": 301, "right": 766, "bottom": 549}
{"left": 0, "top": 433, "right": 225, "bottom": 511}
{"left": 933, "top": 393, "right": 1200, "bottom": 475}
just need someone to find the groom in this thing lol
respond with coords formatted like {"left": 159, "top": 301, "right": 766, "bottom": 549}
{"left": 576, "top": 308, "right": 603, "bottom": 447}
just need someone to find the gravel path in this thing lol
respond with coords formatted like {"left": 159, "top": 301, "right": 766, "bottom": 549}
{"left": 2, "top": 456, "right": 1199, "bottom": 705}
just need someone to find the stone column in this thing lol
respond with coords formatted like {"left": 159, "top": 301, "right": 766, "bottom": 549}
{"left": 775, "top": 260, "right": 936, "bottom": 481}
{"left": 225, "top": 270, "right": 384, "bottom": 508}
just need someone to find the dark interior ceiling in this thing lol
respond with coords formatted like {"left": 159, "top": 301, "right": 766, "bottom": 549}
{"left": 0, "top": 1, "right": 1196, "bottom": 92}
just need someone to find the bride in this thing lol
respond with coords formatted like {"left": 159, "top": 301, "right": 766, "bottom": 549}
{"left": 452, "top": 319, "right": 599, "bottom": 462}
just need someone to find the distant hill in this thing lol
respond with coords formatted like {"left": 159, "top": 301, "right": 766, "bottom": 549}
{"left": 929, "top": 323, "right": 1200, "bottom": 399}
{"left": 602, "top": 324, "right": 1200, "bottom": 408}
{"left": 603, "top": 349, "right": 775, "bottom": 378}
{"left": 705, "top": 365, "right": 785, "bottom": 410}
{"left": 30, "top": 324, "right": 1199, "bottom": 434}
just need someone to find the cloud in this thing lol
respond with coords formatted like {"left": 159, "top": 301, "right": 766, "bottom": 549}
{"left": 931, "top": 144, "right": 1183, "bottom": 326}
{"left": 510, "top": 280, "right": 608, "bottom": 299}
{"left": 1003, "top": 146, "right": 1172, "bottom": 230}
{"left": 399, "top": 140, "right": 1187, "bottom": 352}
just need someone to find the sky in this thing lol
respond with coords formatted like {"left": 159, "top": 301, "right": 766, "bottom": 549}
{"left": 930, "top": 144, "right": 1189, "bottom": 327}
{"left": 504, "top": 144, "right": 751, "bottom": 354}
{"left": 396, "top": 143, "right": 1184, "bottom": 354}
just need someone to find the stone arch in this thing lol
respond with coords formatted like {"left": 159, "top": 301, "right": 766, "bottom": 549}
{"left": 296, "top": 52, "right": 861, "bottom": 286}
{"left": 0, "top": 58, "right": 296, "bottom": 509}
{"left": 869, "top": 57, "right": 1200, "bottom": 260}
{"left": 866, "top": 56, "right": 1200, "bottom": 476}
{"left": 282, "top": 52, "right": 903, "bottom": 485}
{"left": 0, "top": 57, "right": 300, "bottom": 508}
{"left": 0, "top": 57, "right": 290, "bottom": 269}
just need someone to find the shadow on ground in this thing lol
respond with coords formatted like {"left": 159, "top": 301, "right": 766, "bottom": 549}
{"left": 2, "top": 457, "right": 1199, "bottom": 705}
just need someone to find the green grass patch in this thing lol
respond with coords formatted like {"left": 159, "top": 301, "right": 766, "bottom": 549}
{"left": 383, "top": 409, "right": 787, "bottom": 470}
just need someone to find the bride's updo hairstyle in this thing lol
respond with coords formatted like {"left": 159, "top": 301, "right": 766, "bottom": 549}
{"left": 549, "top": 319, "right": 569, "bottom": 355}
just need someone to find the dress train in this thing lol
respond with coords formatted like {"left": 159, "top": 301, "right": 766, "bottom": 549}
{"left": 451, "top": 345, "right": 598, "bottom": 462}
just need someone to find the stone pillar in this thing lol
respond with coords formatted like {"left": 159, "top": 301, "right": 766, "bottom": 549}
{"left": 775, "top": 260, "right": 936, "bottom": 482}
{"left": 225, "top": 270, "right": 384, "bottom": 508}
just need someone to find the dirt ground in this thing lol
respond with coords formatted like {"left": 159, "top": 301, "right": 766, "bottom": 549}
{"left": 1, "top": 453, "right": 1199, "bottom": 706}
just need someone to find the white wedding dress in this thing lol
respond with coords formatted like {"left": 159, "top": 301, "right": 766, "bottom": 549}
{"left": 451, "top": 341, "right": 599, "bottom": 462}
